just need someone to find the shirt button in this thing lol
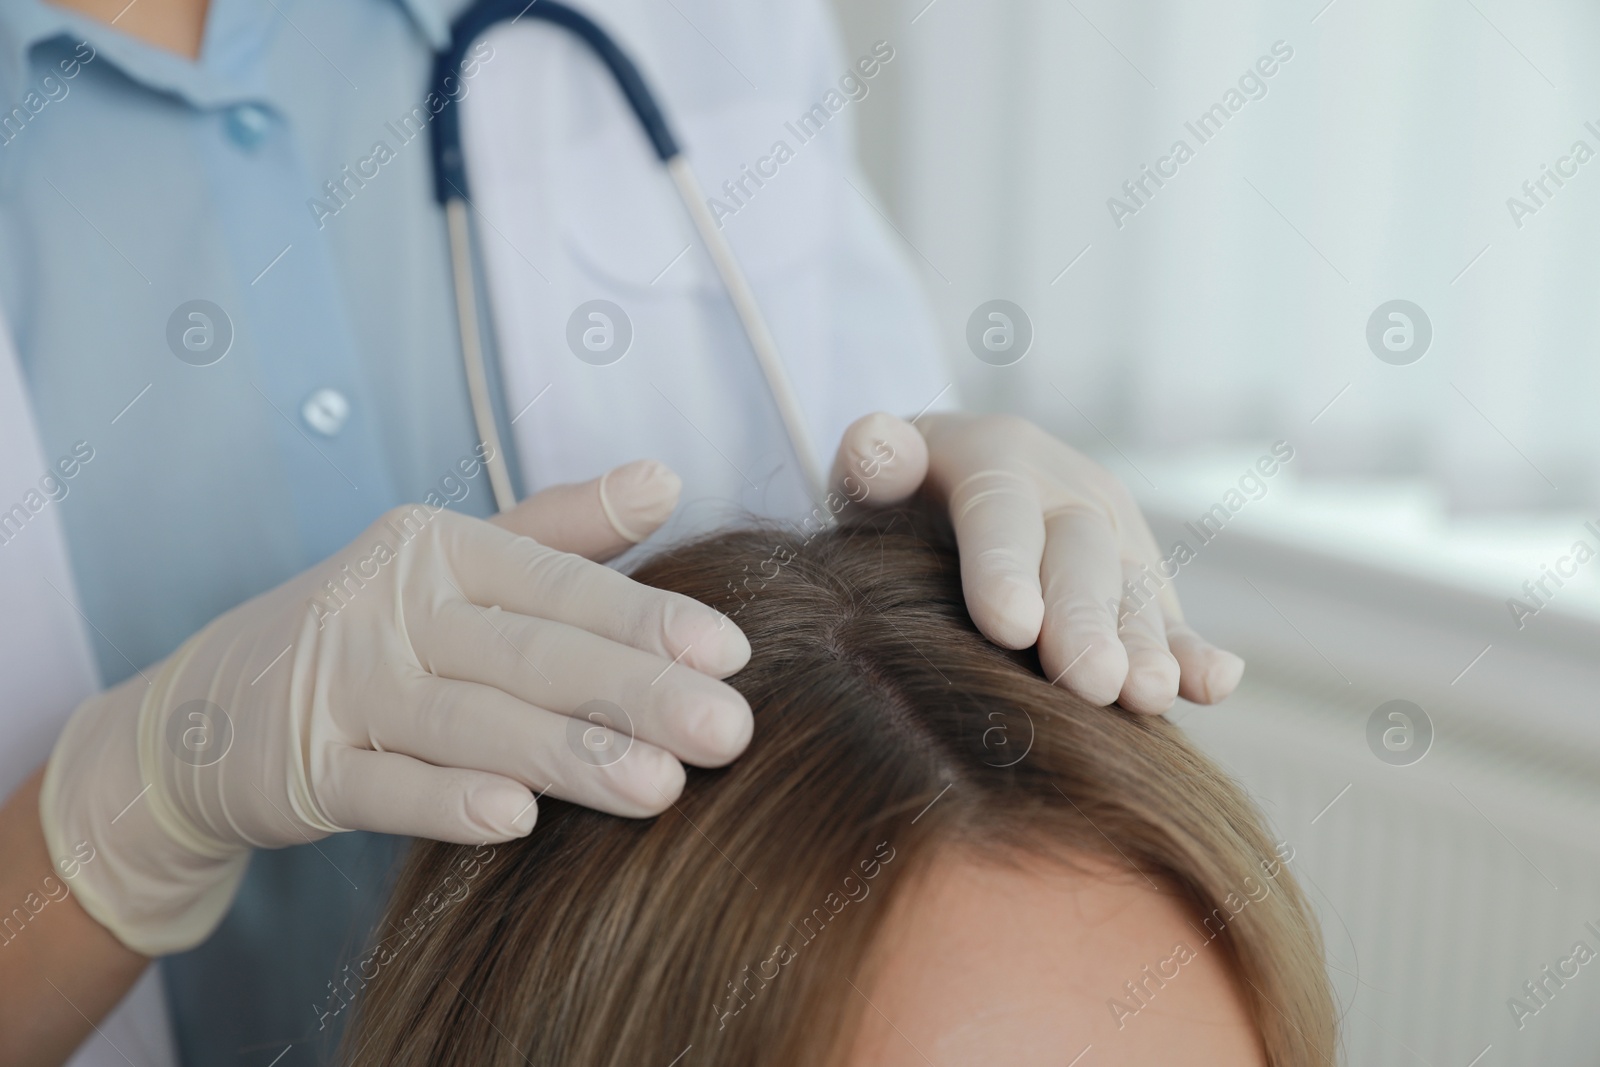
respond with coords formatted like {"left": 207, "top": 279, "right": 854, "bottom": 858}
{"left": 302, "top": 388, "right": 351, "bottom": 436}
{"left": 224, "top": 104, "right": 272, "bottom": 149}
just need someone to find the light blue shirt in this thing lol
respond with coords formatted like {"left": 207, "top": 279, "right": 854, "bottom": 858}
{"left": 0, "top": 1, "right": 486, "bottom": 1062}
{"left": 0, "top": 0, "right": 491, "bottom": 682}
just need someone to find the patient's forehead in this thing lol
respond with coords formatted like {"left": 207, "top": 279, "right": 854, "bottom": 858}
{"left": 842, "top": 848, "right": 1264, "bottom": 1067}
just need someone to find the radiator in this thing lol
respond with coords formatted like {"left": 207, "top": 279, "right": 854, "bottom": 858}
{"left": 1182, "top": 664, "right": 1600, "bottom": 1066}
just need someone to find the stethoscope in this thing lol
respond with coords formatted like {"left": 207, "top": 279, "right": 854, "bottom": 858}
{"left": 428, "top": 0, "right": 827, "bottom": 514}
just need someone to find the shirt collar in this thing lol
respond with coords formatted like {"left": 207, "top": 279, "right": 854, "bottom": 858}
{"left": 0, "top": 0, "right": 451, "bottom": 112}
{"left": 395, "top": 0, "right": 452, "bottom": 52}
{"left": 0, "top": 1, "right": 66, "bottom": 108}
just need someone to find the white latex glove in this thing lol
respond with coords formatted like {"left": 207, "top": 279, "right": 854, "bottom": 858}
{"left": 40, "top": 460, "right": 750, "bottom": 957}
{"left": 830, "top": 412, "right": 1244, "bottom": 714}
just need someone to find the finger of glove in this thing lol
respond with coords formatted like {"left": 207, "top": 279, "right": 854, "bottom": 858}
{"left": 416, "top": 599, "right": 752, "bottom": 767}
{"left": 1099, "top": 489, "right": 1244, "bottom": 703}
{"left": 1167, "top": 620, "right": 1245, "bottom": 704}
{"left": 1115, "top": 568, "right": 1181, "bottom": 714}
{"left": 368, "top": 675, "right": 689, "bottom": 817}
{"left": 828, "top": 412, "right": 929, "bottom": 506}
{"left": 490, "top": 459, "right": 681, "bottom": 562}
{"left": 948, "top": 470, "right": 1047, "bottom": 650}
{"left": 1104, "top": 487, "right": 1187, "bottom": 621}
{"left": 1037, "top": 508, "right": 1129, "bottom": 705}
{"left": 451, "top": 529, "right": 750, "bottom": 678}
{"left": 318, "top": 747, "right": 540, "bottom": 843}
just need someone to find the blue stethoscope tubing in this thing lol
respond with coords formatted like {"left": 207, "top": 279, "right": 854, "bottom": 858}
{"left": 429, "top": 0, "right": 828, "bottom": 514}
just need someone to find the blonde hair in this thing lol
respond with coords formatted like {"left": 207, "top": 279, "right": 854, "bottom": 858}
{"left": 342, "top": 505, "right": 1336, "bottom": 1065}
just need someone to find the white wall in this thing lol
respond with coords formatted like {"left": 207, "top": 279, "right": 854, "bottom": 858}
{"left": 834, "top": 0, "right": 1600, "bottom": 512}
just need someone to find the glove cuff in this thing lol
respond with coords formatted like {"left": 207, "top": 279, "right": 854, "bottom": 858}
{"left": 39, "top": 677, "right": 250, "bottom": 957}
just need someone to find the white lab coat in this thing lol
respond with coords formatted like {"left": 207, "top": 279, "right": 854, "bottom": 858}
{"left": 462, "top": 0, "right": 945, "bottom": 529}
{"left": 0, "top": 1, "right": 944, "bottom": 1063}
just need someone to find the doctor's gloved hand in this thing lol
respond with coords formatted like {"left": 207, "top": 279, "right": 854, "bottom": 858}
{"left": 830, "top": 412, "right": 1244, "bottom": 715}
{"left": 40, "top": 460, "right": 751, "bottom": 957}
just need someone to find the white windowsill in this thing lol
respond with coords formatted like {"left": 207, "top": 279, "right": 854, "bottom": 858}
{"left": 1120, "top": 450, "right": 1600, "bottom": 765}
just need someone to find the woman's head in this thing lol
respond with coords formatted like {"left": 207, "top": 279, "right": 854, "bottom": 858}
{"left": 343, "top": 505, "right": 1335, "bottom": 1065}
